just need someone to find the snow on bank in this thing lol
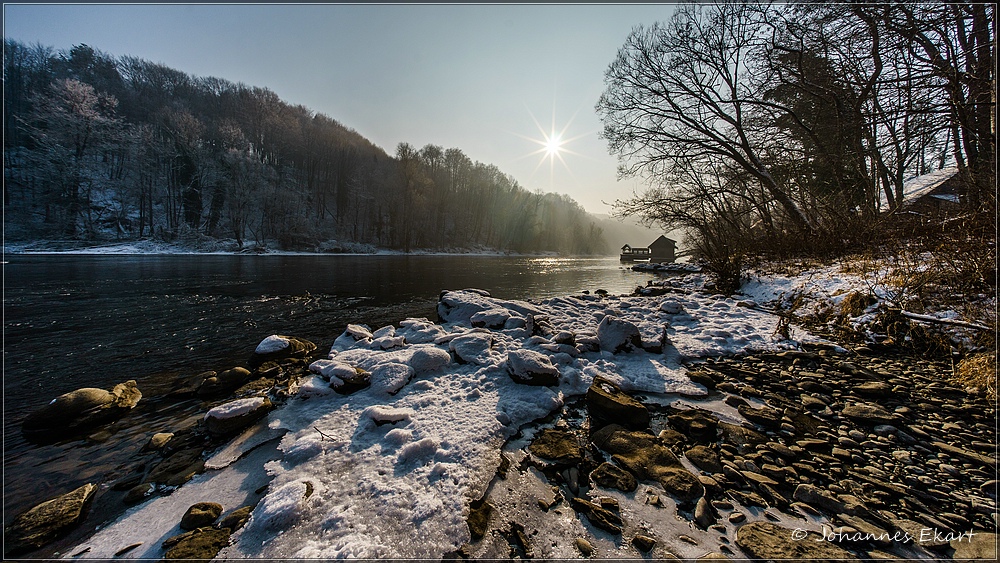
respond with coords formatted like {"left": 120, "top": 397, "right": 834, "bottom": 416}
{"left": 67, "top": 282, "right": 824, "bottom": 560}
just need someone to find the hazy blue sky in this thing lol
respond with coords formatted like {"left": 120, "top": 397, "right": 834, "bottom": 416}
{"left": 3, "top": 4, "right": 677, "bottom": 213}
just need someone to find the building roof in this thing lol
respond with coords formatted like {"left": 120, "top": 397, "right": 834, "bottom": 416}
{"left": 879, "top": 166, "right": 959, "bottom": 210}
{"left": 649, "top": 235, "right": 677, "bottom": 248}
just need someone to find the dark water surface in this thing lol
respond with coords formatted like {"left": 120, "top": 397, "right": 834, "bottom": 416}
{"left": 3, "top": 254, "right": 654, "bottom": 527}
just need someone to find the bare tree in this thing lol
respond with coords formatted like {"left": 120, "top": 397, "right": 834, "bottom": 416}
{"left": 597, "top": 1, "right": 813, "bottom": 233}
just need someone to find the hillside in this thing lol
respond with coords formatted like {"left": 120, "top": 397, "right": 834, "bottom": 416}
{"left": 3, "top": 40, "right": 607, "bottom": 255}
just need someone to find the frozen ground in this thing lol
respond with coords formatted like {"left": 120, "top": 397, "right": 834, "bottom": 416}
{"left": 61, "top": 263, "right": 986, "bottom": 559}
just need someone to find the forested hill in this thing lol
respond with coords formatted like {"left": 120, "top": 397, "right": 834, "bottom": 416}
{"left": 3, "top": 41, "right": 608, "bottom": 254}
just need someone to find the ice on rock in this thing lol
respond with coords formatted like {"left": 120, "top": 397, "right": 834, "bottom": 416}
{"left": 408, "top": 346, "right": 452, "bottom": 373}
{"left": 332, "top": 324, "right": 374, "bottom": 351}
{"left": 205, "top": 397, "right": 268, "bottom": 421}
{"left": 449, "top": 332, "right": 496, "bottom": 365}
{"left": 372, "top": 325, "right": 396, "bottom": 339}
{"left": 372, "top": 335, "right": 406, "bottom": 350}
{"left": 397, "top": 437, "right": 440, "bottom": 464}
{"left": 309, "top": 360, "right": 363, "bottom": 383}
{"left": 470, "top": 308, "right": 511, "bottom": 329}
{"left": 362, "top": 405, "right": 413, "bottom": 426}
{"left": 659, "top": 299, "right": 685, "bottom": 314}
{"left": 255, "top": 335, "right": 290, "bottom": 354}
{"left": 384, "top": 428, "right": 414, "bottom": 446}
{"left": 597, "top": 315, "right": 642, "bottom": 353}
{"left": 369, "top": 362, "right": 415, "bottom": 395}
{"left": 437, "top": 290, "right": 541, "bottom": 326}
{"left": 506, "top": 348, "right": 560, "bottom": 386}
{"left": 244, "top": 479, "right": 315, "bottom": 534}
{"left": 396, "top": 318, "right": 447, "bottom": 344}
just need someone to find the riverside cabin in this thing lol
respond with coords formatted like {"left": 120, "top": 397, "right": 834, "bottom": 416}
{"left": 620, "top": 235, "right": 677, "bottom": 263}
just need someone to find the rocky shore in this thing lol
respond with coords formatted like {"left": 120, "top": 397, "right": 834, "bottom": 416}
{"left": 5, "top": 282, "right": 996, "bottom": 560}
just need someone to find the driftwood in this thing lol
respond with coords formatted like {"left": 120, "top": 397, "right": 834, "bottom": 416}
{"left": 899, "top": 310, "right": 992, "bottom": 332}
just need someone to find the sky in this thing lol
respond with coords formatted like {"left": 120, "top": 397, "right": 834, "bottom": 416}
{"left": 3, "top": 3, "right": 678, "bottom": 214}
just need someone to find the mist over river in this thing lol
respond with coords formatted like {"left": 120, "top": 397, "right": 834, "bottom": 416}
{"left": 3, "top": 254, "right": 656, "bottom": 525}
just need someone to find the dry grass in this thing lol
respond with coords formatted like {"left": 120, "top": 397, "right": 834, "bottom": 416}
{"left": 953, "top": 352, "right": 997, "bottom": 401}
{"left": 839, "top": 291, "right": 873, "bottom": 317}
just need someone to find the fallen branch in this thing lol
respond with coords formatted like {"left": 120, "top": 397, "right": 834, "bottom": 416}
{"left": 900, "top": 310, "right": 992, "bottom": 332}
{"left": 315, "top": 426, "right": 333, "bottom": 441}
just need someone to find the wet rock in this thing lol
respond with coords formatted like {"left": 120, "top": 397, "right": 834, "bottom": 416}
{"left": 528, "top": 428, "right": 582, "bottom": 465}
{"left": 162, "top": 526, "right": 232, "bottom": 560}
{"left": 569, "top": 497, "right": 623, "bottom": 534}
{"left": 632, "top": 534, "right": 657, "bottom": 552}
{"left": 685, "top": 445, "right": 722, "bottom": 474}
{"left": 590, "top": 462, "right": 638, "bottom": 493}
{"left": 593, "top": 428, "right": 702, "bottom": 501}
{"left": 22, "top": 381, "right": 142, "bottom": 441}
{"left": 694, "top": 496, "right": 715, "bottom": 528}
{"left": 467, "top": 502, "right": 493, "bottom": 540}
{"left": 218, "top": 506, "right": 252, "bottom": 531}
{"left": 204, "top": 397, "right": 273, "bottom": 437}
{"left": 124, "top": 483, "right": 154, "bottom": 505}
{"left": 4, "top": 483, "right": 96, "bottom": 556}
{"left": 147, "top": 448, "right": 205, "bottom": 486}
{"left": 144, "top": 432, "right": 174, "bottom": 451}
{"left": 506, "top": 349, "right": 560, "bottom": 386}
{"left": 180, "top": 502, "right": 223, "bottom": 530}
{"left": 736, "top": 521, "right": 856, "bottom": 560}
{"left": 668, "top": 409, "right": 719, "bottom": 443}
{"left": 586, "top": 376, "right": 649, "bottom": 429}
{"left": 249, "top": 334, "right": 316, "bottom": 368}
{"left": 596, "top": 316, "right": 642, "bottom": 354}
{"left": 197, "top": 367, "right": 252, "bottom": 397}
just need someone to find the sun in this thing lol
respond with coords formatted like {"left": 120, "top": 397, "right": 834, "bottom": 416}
{"left": 544, "top": 133, "right": 563, "bottom": 157}
{"left": 510, "top": 105, "right": 591, "bottom": 189}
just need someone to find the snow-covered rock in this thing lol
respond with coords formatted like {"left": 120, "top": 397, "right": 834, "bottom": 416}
{"left": 449, "top": 332, "right": 496, "bottom": 365}
{"left": 204, "top": 397, "right": 273, "bottom": 437}
{"left": 506, "top": 349, "right": 560, "bottom": 386}
{"left": 597, "top": 316, "right": 642, "bottom": 354}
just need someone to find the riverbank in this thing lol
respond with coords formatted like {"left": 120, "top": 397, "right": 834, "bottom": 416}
{"left": 2, "top": 238, "right": 567, "bottom": 257}
{"left": 6, "top": 259, "right": 996, "bottom": 560}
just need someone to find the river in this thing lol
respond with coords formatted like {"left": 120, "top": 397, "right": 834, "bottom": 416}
{"left": 2, "top": 254, "right": 656, "bottom": 528}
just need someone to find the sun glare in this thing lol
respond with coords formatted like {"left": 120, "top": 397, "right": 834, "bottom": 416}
{"left": 545, "top": 134, "right": 563, "bottom": 156}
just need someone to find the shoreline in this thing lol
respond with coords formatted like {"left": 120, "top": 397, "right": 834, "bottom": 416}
{"left": 7, "top": 265, "right": 995, "bottom": 560}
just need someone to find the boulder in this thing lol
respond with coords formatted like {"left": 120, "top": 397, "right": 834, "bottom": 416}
{"left": 204, "top": 397, "right": 273, "bottom": 437}
{"left": 329, "top": 366, "right": 371, "bottom": 395}
{"left": 333, "top": 324, "right": 371, "bottom": 351}
{"left": 586, "top": 376, "right": 649, "bottom": 430}
{"left": 467, "top": 502, "right": 493, "bottom": 540}
{"left": 144, "top": 432, "right": 174, "bottom": 451}
{"left": 792, "top": 484, "right": 847, "bottom": 514}
{"left": 684, "top": 445, "right": 722, "bottom": 474}
{"left": 249, "top": 335, "right": 316, "bottom": 368}
{"left": 592, "top": 427, "right": 703, "bottom": 503}
{"left": 506, "top": 349, "right": 560, "bottom": 386}
{"left": 449, "top": 333, "right": 495, "bottom": 365}
{"left": 218, "top": 506, "right": 253, "bottom": 531}
{"left": 4, "top": 483, "right": 96, "bottom": 556}
{"left": 668, "top": 409, "right": 719, "bottom": 442}
{"left": 162, "top": 526, "right": 232, "bottom": 560}
{"left": 470, "top": 308, "right": 511, "bottom": 329}
{"left": 22, "top": 381, "right": 142, "bottom": 441}
{"left": 197, "top": 367, "right": 252, "bottom": 397}
{"left": 590, "top": 462, "right": 638, "bottom": 493}
{"left": 147, "top": 448, "right": 205, "bottom": 486}
{"left": 528, "top": 428, "right": 582, "bottom": 465}
{"left": 180, "top": 502, "right": 223, "bottom": 530}
{"left": 736, "top": 521, "right": 856, "bottom": 560}
{"left": 597, "top": 316, "right": 642, "bottom": 354}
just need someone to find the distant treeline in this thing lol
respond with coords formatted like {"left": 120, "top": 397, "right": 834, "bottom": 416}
{"left": 3, "top": 40, "right": 607, "bottom": 254}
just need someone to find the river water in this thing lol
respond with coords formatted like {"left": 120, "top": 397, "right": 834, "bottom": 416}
{"left": 2, "top": 254, "right": 656, "bottom": 528}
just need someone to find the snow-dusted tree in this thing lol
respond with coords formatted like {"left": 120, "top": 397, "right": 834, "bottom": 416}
{"left": 25, "top": 78, "right": 122, "bottom": 237}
